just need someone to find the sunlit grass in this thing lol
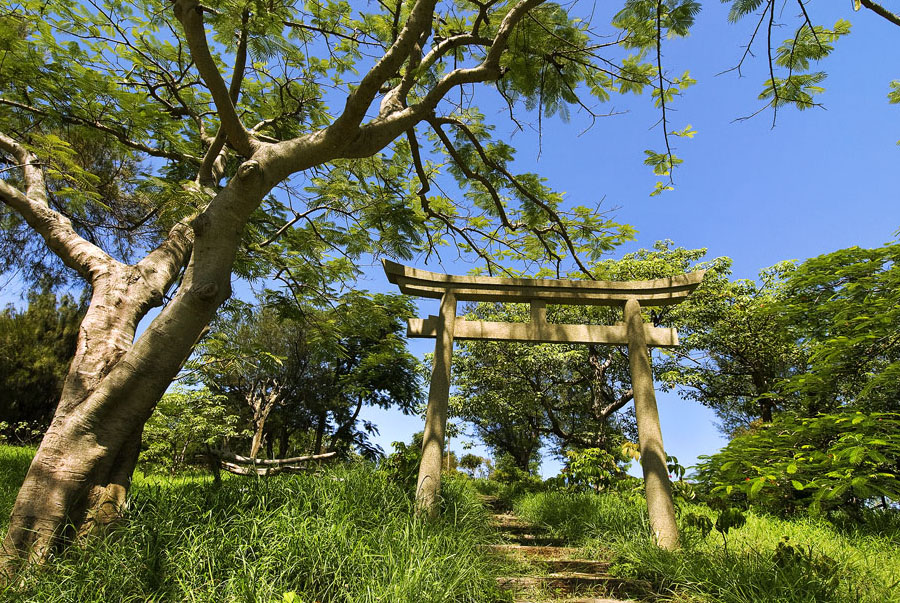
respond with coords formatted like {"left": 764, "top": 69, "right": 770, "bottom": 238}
{"left": 0, "top": 446, "right": 508, "bottom": 603}
{"left": 0, "top": 444, "right": 33, "bottom": 532}
{"left": 515, "top": 490, "right": 900, "bottom": 603}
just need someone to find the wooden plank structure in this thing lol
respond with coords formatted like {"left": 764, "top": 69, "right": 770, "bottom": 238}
{"left": 384, "top": 260, "right": 706, "bottom": 550}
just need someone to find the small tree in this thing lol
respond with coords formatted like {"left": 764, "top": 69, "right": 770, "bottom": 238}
{"left": 140, "top": 386, "right": 241, "bottom": 473}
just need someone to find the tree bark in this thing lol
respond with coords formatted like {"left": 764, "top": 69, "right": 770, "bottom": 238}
{"left": 1, "top": 160, "right": 265, "bottom": 579}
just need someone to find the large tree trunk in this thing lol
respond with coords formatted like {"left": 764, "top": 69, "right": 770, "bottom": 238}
{"left": 0, "top": 163, "right": 268, "bottom": 579}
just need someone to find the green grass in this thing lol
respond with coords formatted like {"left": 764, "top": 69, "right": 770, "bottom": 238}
{"left": 514, "top": 490, "right": 900, "bottom": 603}
{"left": 0, "top": 446, "right": 509, "bottom": 602}
{"left": 0, "top": 444, "right": 33, "bottom": 529}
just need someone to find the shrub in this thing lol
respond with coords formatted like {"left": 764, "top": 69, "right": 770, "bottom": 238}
{"left": 694, "top": 411, "right": 900, "bottom": 515}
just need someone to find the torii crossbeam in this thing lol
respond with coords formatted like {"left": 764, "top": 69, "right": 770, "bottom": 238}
{"left": 384, "top": 260, "right": 705, "bottom": 550}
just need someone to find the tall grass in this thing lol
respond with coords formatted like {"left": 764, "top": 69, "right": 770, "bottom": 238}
{"left": 0, "top": 447, "right": 508, "bottom": 603}
{"left": 515, "top": 490, "right": 900, "bottom": 603}
{"left": 0, "top": 444, "right": 33, "bottom": 529}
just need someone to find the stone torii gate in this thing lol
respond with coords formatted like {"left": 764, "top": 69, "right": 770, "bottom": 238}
{"left": 384, "top": 260, "right": 705, "bottom": 550}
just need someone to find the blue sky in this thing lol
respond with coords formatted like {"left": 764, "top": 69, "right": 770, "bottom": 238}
{"left": 357, "top": 0, "right": 899, "bottom": 476}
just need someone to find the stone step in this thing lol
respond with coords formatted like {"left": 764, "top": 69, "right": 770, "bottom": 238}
{"left": 476, "top": 494, "right": 505, "bottom": 511}
{"left": 539, "top": 559, "right": 611, "bottom": 574}
{"left": 491, "top": 513, "right": 537, "bottom": 528}
{"left": 498, "top": 573, "right": 649, "bottom": 601}
{"left": 497, "top": 572, "right": 626, "bottom": 592}
{"left": 481, "top": 544, "right": 580, "bottom": 558}
{"left": 493, "top": 523, "right": 548, "bottom": 536}
{"left": 507, "top": 533, "right": 567, "bottom": 546}
{"left": 514, "top": 598, "right": 637, "bottom": 603}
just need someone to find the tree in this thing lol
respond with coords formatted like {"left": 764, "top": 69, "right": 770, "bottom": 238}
{"left": 451, "top": 302, "right": 635, "bottom": 467}
{"left": 451, "top": 242, "right": 718, "bottom": 464}
{"left": 3, "top": 0, "right": 691, "bottom": 571}
{"left": 775, "top": 241, "right": 900, "bottom": 415}
{"left": 0, "top": 284, "right": 86, "bottom": 441}
{"left": 661, "top": 241, "right": 899, "bottom": 433}
{"left": 685, "top": 241, "right": 900, "bottom": 515}
{"left": 194, "top": 291, "right": 420, "bottom": 460}
{"left": 139, "top": 386, "right": 242, "bottom": 473}
{"left": 659, "top": 261, "right": 807, "bottom": 434}
{"left": 311, "top": 292, "right": 421, "bottom": 458}
{"left": 193, "top": 302, "right": 295, "bottom": 459}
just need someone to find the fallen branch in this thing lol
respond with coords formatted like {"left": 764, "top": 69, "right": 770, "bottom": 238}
{"left": 218, "top": 461, "right": 327, "bottom": 476}
{"left": 206, "top": 450, "right": 338, "bottom": 466}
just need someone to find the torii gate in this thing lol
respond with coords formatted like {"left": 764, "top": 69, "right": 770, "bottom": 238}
{"left": 384, "top": 260, "right": 705, "bottom": 550}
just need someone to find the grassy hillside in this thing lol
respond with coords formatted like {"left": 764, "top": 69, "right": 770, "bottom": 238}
{"left": 0, "top": 445, "right": 507, "bottom": 603}
{"left": 3, "top": 445, "right": 898, "bottom": 602}
{"left": 515, "top": 490, "right": 900, "bottom": 603}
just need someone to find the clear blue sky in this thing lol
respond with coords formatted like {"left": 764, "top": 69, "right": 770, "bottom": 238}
{"left": 358, "top": 1, "right": 899, "bottom": 476}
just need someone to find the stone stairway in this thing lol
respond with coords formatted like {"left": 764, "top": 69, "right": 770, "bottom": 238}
{"left": 479, "top": 496, "right": 646, "bottom": 603}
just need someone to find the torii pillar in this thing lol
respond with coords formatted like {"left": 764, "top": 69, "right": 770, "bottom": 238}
{"left": 384, "top": 260, "right": 705, "bottom": 549}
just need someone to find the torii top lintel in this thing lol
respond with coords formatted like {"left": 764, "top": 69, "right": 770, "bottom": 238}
{"left": 383, "top": 260, "right": 706, "bottom": 306}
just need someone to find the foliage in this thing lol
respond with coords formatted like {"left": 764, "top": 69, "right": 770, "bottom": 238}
{"left": 663, "top": 240, "right": 899, "bottom": 435}
{"left": 695, "top": 410, "right": 900, "bottom": 515}
{"left": 193, "top": 291, "right": 421, "bottom": 459}
{"left": 0, "top": 285, "right": 86, "bottom": 441}
{"left": 0, "top": 459, "right": 506, "bottom": 602}
{"left": 140, "top": 386, "right": 242, "bottom": 473}
{"left": 720, "top": 1, "right": 859, "bottom": 119}
{"left": 776, "top": 241, "right": 900, "bottom": 414}
{"left": 457, "top": 453, "right": 488, "bottom": 478}
{"left": 659, "top": 254, "right": 806, "bottom": 433}
{"left": 380, "top": 433, "right": 424, "bottom": 494}
{"left": 561, "top": 447, "right": 627, "bottom": 493}
{"left": 0, "top": 0, "right": 667, "bottom": 290}
{"left": 491, "top": 453, "right": 542, "bottom": 486}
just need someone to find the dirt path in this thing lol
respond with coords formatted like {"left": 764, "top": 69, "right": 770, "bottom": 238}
{"left": 479, "top": 496, "right": 647, "bottom": 603}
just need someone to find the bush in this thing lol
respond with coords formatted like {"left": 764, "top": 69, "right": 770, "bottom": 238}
{"left": 139, "top": 387, "right": 243, "bottom": 473}
{"left": 694, "top": 411, "right": 900, "bottom": 516}
{"left": 0, "top": 445, "right": 34, "bottom": 532}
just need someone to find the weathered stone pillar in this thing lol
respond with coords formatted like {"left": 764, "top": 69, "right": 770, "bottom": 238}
{"left": 416, "top": 290, "right": 457, "bottom": 517}
{"left": 624, "top": 297, "right": 680, "bottom": 550}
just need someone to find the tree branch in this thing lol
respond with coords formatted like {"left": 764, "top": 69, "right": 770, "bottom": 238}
{"left": 196, "top": 10, "right": 250, "bottom": 185}
{"left": 0, "top": 98, "right": 199, "bottom": 164}
{"left": 174, "top": 0, "right": 255, "bottom": 157}
{"left": 136, "top": 220, "right": 195, "bottom": 308}
{"left": 331, "top": 0, "right": 439, "bottom": 134}
{"left": 0, "top": 130, "right": 116, "bottom": 281}
{"left": 859, "top": 0, "right": 900, "bottom": 27}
